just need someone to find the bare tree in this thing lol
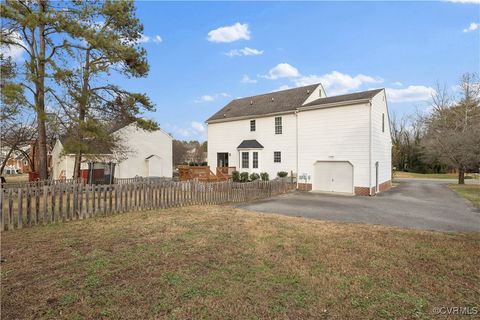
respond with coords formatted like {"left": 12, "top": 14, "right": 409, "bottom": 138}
{"left": 421, "top": 73, "right": 480, "bottom": 184}
{"left": 172, "top": 140, "right": 188, "bottom": 166}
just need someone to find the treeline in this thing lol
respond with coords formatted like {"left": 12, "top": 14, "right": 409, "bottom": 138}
{"left": 391, "top": 73, "right": 480, "bottom": 184}
{"left": 172, "top": 140, "right": 207, "bottom": 166}
{"left": 1, "top": 1, "right": 157, "bottom": 179}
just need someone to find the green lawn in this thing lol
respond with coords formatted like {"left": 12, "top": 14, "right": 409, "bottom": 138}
{"left": 394, "top": 171, "right": 478, "bottom": 180}
{"left": 449, "top": 184, "right": 480, "bottom": 208}
{"left": 1, "top": 206, "right": 479, "bottom": 319}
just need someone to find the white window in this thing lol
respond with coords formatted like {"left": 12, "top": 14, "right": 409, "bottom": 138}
{"left": 242, "top": 152, "right": 249, "bottom": 168}
{"left": 253, "top": 152, "right": 258, "bottom": 169}
{"left": 382, "top": 113, "right": 385, "bottom": 132}
{"left": 250, "top": 120, "right": 256, "bottom": 132}
{"left": 274, "top": 151, "right": 281, "bottom": 163}
{"left": 275, "top": 117, "right": 282, "bottom": 134}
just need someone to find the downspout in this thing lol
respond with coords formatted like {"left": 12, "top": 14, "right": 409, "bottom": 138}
{"left": 295, "top": 110, "right": 299, "bottom": 187}
{"left": 368, "top": 101, "right": 372, "bottom": 196}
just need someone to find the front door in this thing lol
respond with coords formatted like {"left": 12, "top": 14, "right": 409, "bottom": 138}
{"left": 217, "top": 153, "right": 229, "bottom": 167}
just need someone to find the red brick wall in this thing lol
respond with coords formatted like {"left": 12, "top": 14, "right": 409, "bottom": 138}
{"left": 297, "top": 183, "right": 312, "bottom": 191}
{"left": 379, "top": 180, "right": 392, "bottom": 192}
{"left": 300, "top": 180, "right": 391, "bottom": 196}
{"left": 354, "top": 186, "right": 371, "bottom": 196}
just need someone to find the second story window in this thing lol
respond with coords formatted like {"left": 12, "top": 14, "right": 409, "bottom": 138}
{"left": 382, "top": 113, "right": 385, "bottom": 132}
{"left": 275, "top": 117, "right": 282, "bottom": 134}
{"left": 250, "top": 120, "right": 256, "bottom": 132}
{"left": 242, "top": 152, "right": 249, "bottom": 168}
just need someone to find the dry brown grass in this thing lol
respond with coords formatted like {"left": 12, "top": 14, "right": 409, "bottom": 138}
{"left": 1, "top": 206, "right": 479, "bottom": 319}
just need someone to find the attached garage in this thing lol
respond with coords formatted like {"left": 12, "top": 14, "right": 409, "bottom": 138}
{"left": 313, "top": 161, "right": 354, "bottom": 194}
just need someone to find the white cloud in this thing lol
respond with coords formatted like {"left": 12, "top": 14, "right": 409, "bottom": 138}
{"left": 194, "top": 92, "right": 230, "bottom": 103}
{"left": 137, "top": 34, "right": 163, "bottom": 44}
{"left": 263, "top": 63, "right": 300, "bottom": 80}
{"left": 385, "top": 85, "right": 436, "bottom": 103}
{"left": 191, "top": 121, "right": 206, "bottom": 133}
{"left": 226, "top": 47, "right": 263, "bottom": 57}
{"left": 165, "top": 122, "right": 206, "bottom": 140}
{"left": 446, "top": 0, "right": 480, "bottom": 4}
{"left": 393, "top": 81, "right": 403, "bottom": 86}
{"left": 195, "top": 95, "right": 215, "bottom": 103}
{"left": 275, "top": 85, "right": 291, "bottom": 91}
{"left": 207, "top": 23, "right": 250, "bottom": 43}
{"left": 137, "top": 34, "right": 151, "bottom": 43}
{"left": 463, "top": 22, "right": 480, "bottom": 32}
{"left": 241, "top": 75, "right": 258, "bottom": 84}
{"left": 0, "top": 30, "right": 25, "bottom": 61}
{"left": 294, "top": 71, "right": 384, "bottom": 95}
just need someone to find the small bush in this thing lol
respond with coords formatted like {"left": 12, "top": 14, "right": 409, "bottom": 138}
{"left": 232, "top": 171, "right": 240, "bottom": 182}
{"left": 240, "top": 172, "right": 249, "bottom": 182}
{"left": 260, "top": 172, "right": 269, "bottom": 181}
{"left": 200, "top": 162, "right": 208, "bottom": 166}
{"left": 277, "top": 171, "right": 288, "bottom": 178}
{"left": 249, "top": 173, "right": 260, "bottom": 181}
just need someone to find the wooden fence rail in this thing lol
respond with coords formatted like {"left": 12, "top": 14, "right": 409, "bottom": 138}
{"left": 0, "top": 179, "right": 295, "bottom": 231}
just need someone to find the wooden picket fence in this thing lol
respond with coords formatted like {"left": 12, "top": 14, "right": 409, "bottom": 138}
{"left": 0, "top": 179, "right": 295, "bottom": 231}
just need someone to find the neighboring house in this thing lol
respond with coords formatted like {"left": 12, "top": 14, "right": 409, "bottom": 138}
{"left": 51, "top": 123, "right": 173, "bottom": 180}
{"left": 1, "top": 145, "right": 34, "bottom": 174}
{"left": 206, "top": 84, "right": 392, "bottom": 195}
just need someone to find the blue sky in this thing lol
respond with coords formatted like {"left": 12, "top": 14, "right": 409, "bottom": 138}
{"left": 4, "top": 1, "right": 480, "bottom": 141}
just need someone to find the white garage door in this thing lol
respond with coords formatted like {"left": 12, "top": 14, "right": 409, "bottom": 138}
{"left": 313, "top": 161, "right": 353, "bottom": 194}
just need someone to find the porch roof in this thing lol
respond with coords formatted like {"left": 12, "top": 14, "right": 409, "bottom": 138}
{"left": 237, "top": 140, "right": 264, "bottom": 149}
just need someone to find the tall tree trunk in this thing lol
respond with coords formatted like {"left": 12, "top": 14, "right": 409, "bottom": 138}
{"left": 73, "top": 153, "right": 82, "bottom": 179}
{"left": 36, "top": 0, "right": 48, "bottom": 180}
{"left": 73, "top": 48, "right": 91, "bottom": 179}
{"left": 458, "top": 167, "right": 465, "bottom": 185}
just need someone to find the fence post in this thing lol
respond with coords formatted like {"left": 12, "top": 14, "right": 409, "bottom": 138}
{"left": 17, "top": 188, "right": 23, "bottom": 229}
{"left": 59, "top": 184, "right": 64, "bottom": 221}
{"left": 51, "top": 185, "right": 56, "bottom": 223}
{"left": 26, "top": 188, "right": 32, "bottom": 226}
{"left": 43, "top": 186, "right": 48, "bottom": 224}
{"left": 0, "top": 188, "right": 3, "bottom": 231}
{"left": 86, "top": 184, "right": 91, "bottom": 218}
{"left": 103, "top": 185, "right": 107, "bottom": 216}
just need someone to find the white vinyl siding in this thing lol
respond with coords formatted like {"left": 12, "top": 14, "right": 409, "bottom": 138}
{"left": 297, "top": 103, "right": 371, "bottom": 188}
{"left": 207, "top": 114, "right": 296, "bottom": 179}
{"left": 371, "top": 90, "right": 392, "bottom": 187}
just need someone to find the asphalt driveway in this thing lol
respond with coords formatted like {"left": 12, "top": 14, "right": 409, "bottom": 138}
{"left": 234, "top": 179, "right": 480, "bottom": 233}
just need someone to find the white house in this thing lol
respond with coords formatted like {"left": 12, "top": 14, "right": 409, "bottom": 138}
{"left": 206, "top": 84, "right": 392, "bottom": 195}
{"left": 51, "top": 122, "right": 173, "bottom": 180}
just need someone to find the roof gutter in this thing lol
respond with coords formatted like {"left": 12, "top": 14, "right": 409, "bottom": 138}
{"left": 206, "top": 110, "right": 296, "bottom": 124}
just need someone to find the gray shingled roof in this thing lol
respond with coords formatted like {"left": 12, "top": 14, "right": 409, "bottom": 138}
{"left": 206, "top": 85, "right": 384, "bottom": 123}
{"left": 301, "top": 88, "right": 383, "bottom": 108}
{"left": 207, "top": 84, "right": 319, "bottom": 122}
{"left": 237, "top": 140, "right": 264, "bottom": 149}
